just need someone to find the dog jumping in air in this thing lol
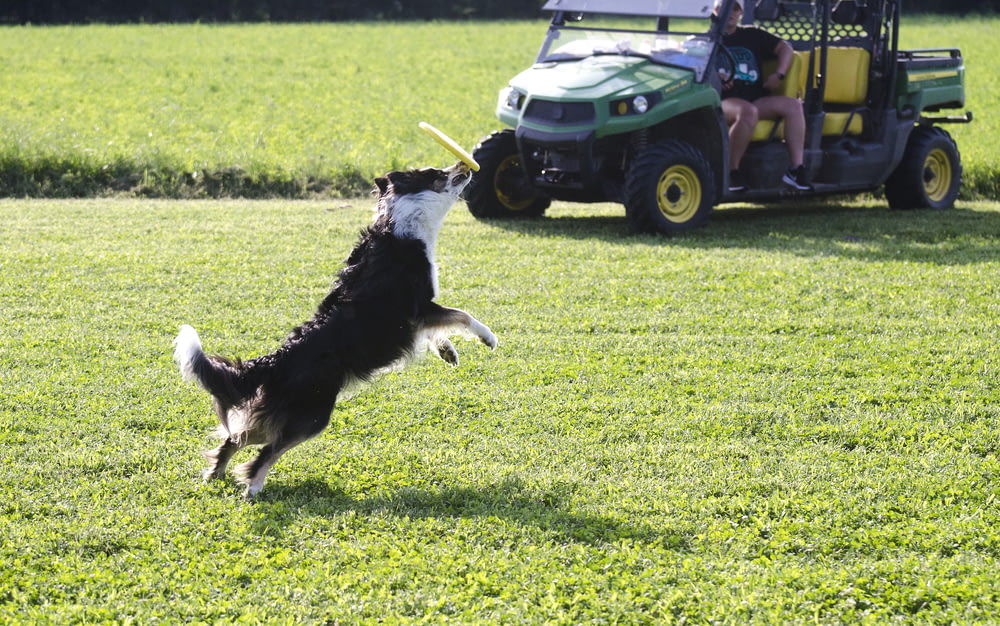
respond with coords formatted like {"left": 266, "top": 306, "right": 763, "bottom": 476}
{"left": 174, "top": 162, "right": 496, "bottom": 498}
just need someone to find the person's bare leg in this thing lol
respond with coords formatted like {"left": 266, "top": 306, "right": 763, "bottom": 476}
{"left": 722, "top": 98, "right": 759, "bottom": 171}
{"left": 753, "top": 95, "right": 805, "bottom": 168}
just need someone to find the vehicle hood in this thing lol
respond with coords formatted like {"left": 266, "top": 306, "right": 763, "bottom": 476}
{"left": 509, "top": 55, "right": 693, "bottom": 100}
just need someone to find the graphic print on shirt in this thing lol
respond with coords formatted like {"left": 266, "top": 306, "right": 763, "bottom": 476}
{"left": 728, "top": 46, "right": 760, "bottom": 85}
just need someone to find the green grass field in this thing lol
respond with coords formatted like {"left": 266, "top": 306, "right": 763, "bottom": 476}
{"left": 0, "top": 16, "right": 997, "bottom": 199}
{"left": 2, "top": 14, "right": 999, "bottom": 623}
{"left": 2, "top": 195, "right": 998, "bottom": 622}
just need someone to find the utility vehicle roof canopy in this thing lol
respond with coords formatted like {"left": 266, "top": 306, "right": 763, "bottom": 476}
{"left": 541, "top": 0, "right": 714, "bottom": 19}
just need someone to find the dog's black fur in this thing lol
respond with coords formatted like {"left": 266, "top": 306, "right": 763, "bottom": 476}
{"left": 174, "top": 163, "right": 496, "bottom": 497}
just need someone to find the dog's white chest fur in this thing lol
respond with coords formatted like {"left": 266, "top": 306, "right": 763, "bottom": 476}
{"left": 389, "top": 190, "right": 453, "bottom": 296}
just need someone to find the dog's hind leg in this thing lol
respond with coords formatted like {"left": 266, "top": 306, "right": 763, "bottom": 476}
{"left": 233, "top": 440, "right": 302, "bottom": 499}
{"left": 202, "top": 437, "right": 243, "bottom": 481}
{"left": 233, "top": 411, "right": 330, "bottom": 498}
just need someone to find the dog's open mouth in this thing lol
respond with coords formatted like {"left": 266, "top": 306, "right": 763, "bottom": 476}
{"left": 451, "top": 163, "right": 473, "bottom": 187}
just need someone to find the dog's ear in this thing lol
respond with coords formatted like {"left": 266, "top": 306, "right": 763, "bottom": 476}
{"left": 373, "top": 176, "right": 390, "bottom": 197}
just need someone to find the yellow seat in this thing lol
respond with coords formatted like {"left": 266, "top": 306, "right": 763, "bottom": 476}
{"left": 821, "top": 47, "right": 870, "bottom": 105}
{"left": 807, "top": 47, "right": 870, "bottom": 136}
{"left": 751, "top": 119, "right": 785, "bottom": 141}
{"left": 750, "top": 47, "right": 870, "bottom": 140}
{"left": 821, "top": 111, "right": 864, "bottom": 136}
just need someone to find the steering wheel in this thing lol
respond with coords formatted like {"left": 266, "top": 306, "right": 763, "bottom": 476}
{"left": 715, "top": 45, "right": 737, "bottom": 84}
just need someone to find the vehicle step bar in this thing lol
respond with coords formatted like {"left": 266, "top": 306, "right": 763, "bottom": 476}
{"left": 920, "top": 111, "right": 973, "bottom": 125}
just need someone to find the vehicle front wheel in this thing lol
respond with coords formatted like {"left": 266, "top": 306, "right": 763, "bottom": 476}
{"left": 885, "top": 126, "right": 962, "bottom": 210}
{"left": 463, "top": 129, "right": 550, "bottom": 219}
{"left": 624, "top": 140, "right": 716, "bottom": 234}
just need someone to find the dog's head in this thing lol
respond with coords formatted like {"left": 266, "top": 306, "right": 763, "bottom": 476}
{"left": 372, "top": 163, "right": 472, "bottom": 242}
{"left": 373, "top": 162, "right": 472, "bottom": 204}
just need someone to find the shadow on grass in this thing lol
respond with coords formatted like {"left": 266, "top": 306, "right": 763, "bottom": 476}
{"left": 482, "top": 200, "right": 1000, "bottom": 265}
{"left": 251, "top": 477, "right": 689, "bottom": 550}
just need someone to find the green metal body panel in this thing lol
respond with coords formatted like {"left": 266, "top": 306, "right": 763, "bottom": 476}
{"left": 496, "top": 57, "right": 720, "bottom": 139}
{"left": 895, "top": 51, "right": 965, "bottom": 114}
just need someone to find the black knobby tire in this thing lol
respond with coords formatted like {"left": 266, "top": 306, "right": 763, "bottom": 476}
{"left": 463, "top": 129, "right": 550, "bottom": 219}
{"left": 624, "top": 140, "right": 716, "bottom": 234}
{"left": 885, "top": 126, "right": 962, "bottom": 210}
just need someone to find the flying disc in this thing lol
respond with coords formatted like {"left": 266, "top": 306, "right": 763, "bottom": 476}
{"left": 419, "top": 121, "right": 480, "bottom": 171}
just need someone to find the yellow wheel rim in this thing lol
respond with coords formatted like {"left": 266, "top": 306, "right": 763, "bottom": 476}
{"left": 495, "top": 155, "right": 534, "bottom": 211}
{"left": 656, "top": 165, "right": 702, "bottom": 223}
{"left": 923, "top": 148, "right": 952, "bottom": 203}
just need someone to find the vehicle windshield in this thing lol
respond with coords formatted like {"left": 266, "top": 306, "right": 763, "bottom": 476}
{"left": 537, "top": 25, "right": 717, "bottom": 80}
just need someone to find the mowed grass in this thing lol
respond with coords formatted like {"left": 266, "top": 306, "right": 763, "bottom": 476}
{"left": 2, "top": 196, "right": 999, "bottom": 622}
{"left": 0, "top": 16, "right": 997, "bottom": 198}
{"left": 0, "top": 21, "right": 538, "bottom": 197}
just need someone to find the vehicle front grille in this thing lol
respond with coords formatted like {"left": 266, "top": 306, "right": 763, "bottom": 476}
{"left": 523, "top": 99, "right": 595, "bottom": 125}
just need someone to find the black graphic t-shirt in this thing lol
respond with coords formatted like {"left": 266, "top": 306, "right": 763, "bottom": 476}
{"left": 721, "top": 25, "right": 782, "bottom": 102}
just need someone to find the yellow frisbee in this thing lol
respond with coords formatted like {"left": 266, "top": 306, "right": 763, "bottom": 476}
{"left": 419, "top": 121, "right": 480, "bottom": 171}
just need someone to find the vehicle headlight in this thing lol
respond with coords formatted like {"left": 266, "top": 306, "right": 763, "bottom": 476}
{"left": 501, "top": 87, "right": 525, "bottom": 111}
{"left": 611, "top": 93, "right": 660, "bottom": 116}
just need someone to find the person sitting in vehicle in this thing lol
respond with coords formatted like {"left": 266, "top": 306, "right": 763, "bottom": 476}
{"left": 716, "top": 0, "right": 811, "bottom": 192}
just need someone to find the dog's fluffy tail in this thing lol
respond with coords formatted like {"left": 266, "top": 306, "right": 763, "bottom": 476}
{"left": 173, "top": 324, "right": 246, "bottom": 407}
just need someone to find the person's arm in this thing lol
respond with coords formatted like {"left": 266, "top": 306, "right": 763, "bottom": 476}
{"left": 763, "top": 39, "right": 794, "bottom": 91}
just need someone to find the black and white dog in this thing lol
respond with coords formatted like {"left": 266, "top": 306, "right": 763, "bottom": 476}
{"left": 174, "top": 162, "right": 496, "bottom": 498}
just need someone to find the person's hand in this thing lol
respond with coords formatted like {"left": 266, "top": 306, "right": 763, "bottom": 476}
{"left": 764, "top": 72, "right": 783, "bottom": 92}
{"left": 718, "top": 67, "right": 735, "bottom": 92}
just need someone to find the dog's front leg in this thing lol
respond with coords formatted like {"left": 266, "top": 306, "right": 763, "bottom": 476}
{"left": 424, "top": 304, "right": 498, "bottom": 350}
{"left": 464, "top": 312, "right": 498, "bottom": 350}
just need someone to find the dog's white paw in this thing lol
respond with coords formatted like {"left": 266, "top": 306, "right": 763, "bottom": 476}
{"left": 465, "top": 317, "right": 497, "bottom": 351}
{"left": 236, "top": 475, "right": 263, "bottom": 500}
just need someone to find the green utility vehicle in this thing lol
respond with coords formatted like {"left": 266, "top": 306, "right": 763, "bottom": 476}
{"left": 463, "top": 0, "right": 972, "bottom": 233}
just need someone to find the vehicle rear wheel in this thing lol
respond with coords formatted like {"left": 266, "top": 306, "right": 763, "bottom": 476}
{"left": 624, "top": 140, "right": 716, "bottom": 234}
{"left": 463, "top": 129, "right": 550, "bottom": 218}
{"left": 885, "top": 126, "right": 962, "bottom": 210}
